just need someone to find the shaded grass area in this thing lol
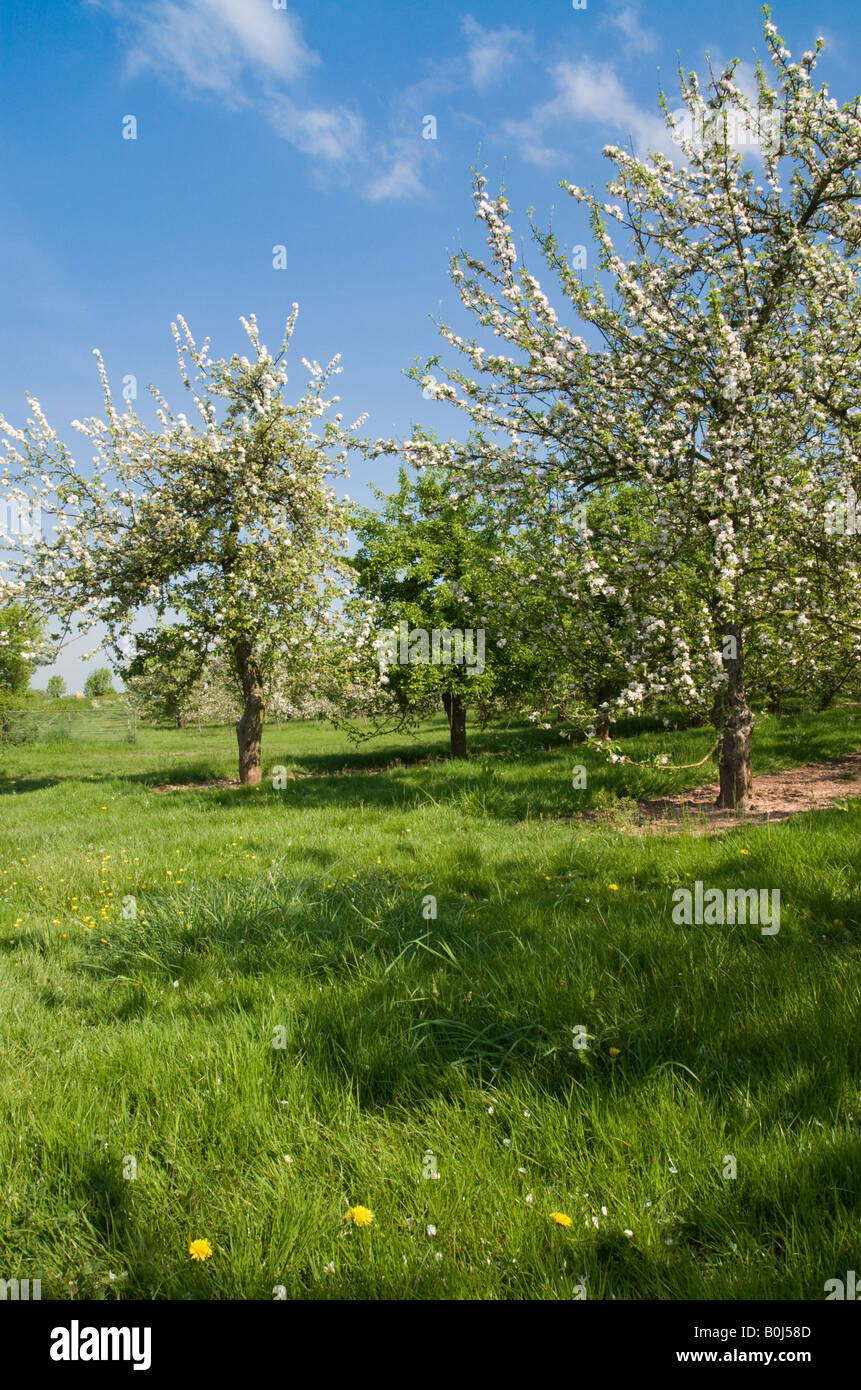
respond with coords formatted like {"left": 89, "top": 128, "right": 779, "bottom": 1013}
{"left": 0, "top": 711, "right": 859, "bottom": 1299}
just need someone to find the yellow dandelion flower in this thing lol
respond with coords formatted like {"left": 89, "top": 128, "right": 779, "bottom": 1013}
{"left": 344, "top": 1205, "right": 374, "bottom": 1227}
{"left": 608, "top": 884, "right": 619, "bottom": 891}
{"left": 189, "top": 1238, "right": 213, "bottom": 1261}
{"left": 549, "top": 1212, "right": 573, "bottom": 1227}
{"left": 609, "top": 1047, "right": 621, "bottom": 1056}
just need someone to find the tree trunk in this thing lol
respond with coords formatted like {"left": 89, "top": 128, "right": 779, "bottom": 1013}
{"left": 234, "top": 637, "right": 265, "bottom": 784}
{"left": 176, "top": 710, "right": 186, "bottom": 729}
{"left": 713, "top": 624, "right": 754, "bottom": 809}
{"left": 442, "top": 691, "right": 467, "bottom": 759}
{"left": 594, "top": 684, "right": 615, "bottom": 742}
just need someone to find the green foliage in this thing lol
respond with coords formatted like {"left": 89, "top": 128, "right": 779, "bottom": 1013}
{"left": 0, "top": 601, "right": 43, "bottom": 696}
{"left": 84, "top": 667, "right": 115, "bottom": 698}
{"left": 351, "top": 465, "right": 564, "bottom": 744}
{"left": 47, "top": 675, "right": 66, "bottom": 699}
{"left": 119, "top": 626, "right": 209, "bottom": 725}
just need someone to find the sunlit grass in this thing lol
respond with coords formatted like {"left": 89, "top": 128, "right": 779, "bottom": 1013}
{"left": 0, "top": 711, "right": 859, "bottom": 1299}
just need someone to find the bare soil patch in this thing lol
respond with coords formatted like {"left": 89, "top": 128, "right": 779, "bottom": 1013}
{"left": 629, "top": 751, "right": 861, "bottom": 834}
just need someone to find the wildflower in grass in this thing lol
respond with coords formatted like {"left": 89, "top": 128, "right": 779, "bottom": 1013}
{"left": 427, "top": 1224, "right": 437, "bottom": 1236}
{"left": 550, "top": 1212, "right": 572, "bottom": 1227}
{"left": 344, "top": 1205, "right": 374, "bottom": 1227}
{"left": 740, "top": 849, "right": 750, "bottom": 855}
{"left": 608, "top": 884, "right": 619, "bottom": 891}
{"left": 189, "top": 1238, "right": 213, "bottom": 1261}
{"left": 609, "top": 1047, "right": 621, "bottom": 1056}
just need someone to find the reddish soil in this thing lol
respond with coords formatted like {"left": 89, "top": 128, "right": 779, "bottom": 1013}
{"left": 632, "top": 751, "right": 861, "bottom": 834}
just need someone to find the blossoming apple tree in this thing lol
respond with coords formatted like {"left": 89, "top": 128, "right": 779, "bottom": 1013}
{"left": 383, "top": 12, "right": 861, "bottom": 806}
{"left": 0, "top": 308, "right": 362, "bottom": 781}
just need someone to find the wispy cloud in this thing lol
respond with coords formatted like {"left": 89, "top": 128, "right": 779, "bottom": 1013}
{"left": 116, "top": 0, "right": 318, "bottom": 99}
{"left": 92, "top": 0, "right": 371, "bottom": 170}
{"left": 606, "top": 3, "right": 659, "bottom": 58}
{"left": 461, "top": 15, "right": 530, "bottom": 92}
{"left": 366, "top": 144, "right": 428, "bottom": 202}
{"left": 265, "top": 95, "right": 364, "bottom": 164}
{"left": 504, "top": 59, "right": 671, "bottom": 166}
{"left": 363, "top": 19, "right": 534, "bottom": 202}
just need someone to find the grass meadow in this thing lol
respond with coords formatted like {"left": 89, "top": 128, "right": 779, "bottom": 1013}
{"left": 1, "top": 710, "right": 859, "bottom": 1300}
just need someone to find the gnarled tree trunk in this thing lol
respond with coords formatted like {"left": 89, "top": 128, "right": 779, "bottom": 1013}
{"left": 712, "top": 623, "right": 754, "bottom": 809}
{"left": 595, "top": 711, "right": 612, "bottom": 742}
{"left": 442, "top": 690, "right": 468, "bottom": 759}
{"left": 234, "top": 637, "right": 265, "bottom": 784}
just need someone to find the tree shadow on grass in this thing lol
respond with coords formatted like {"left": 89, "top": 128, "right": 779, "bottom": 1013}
{"left": 55, "top": 814, "right": 860, "bottom": 1124}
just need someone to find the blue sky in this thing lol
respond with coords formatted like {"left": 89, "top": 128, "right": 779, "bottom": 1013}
{"left": 1, "top": 0, "right": 858, "bottom": 689}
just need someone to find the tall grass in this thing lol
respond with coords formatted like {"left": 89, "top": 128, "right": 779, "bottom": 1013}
{"left": 0, "top": 712, "right": 858, "bottom": 1298}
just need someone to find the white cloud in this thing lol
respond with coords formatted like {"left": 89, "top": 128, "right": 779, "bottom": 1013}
{"left": 607, "top": 3, "right": 659, "bottom": 57}
{"left": 266, "top": 96, "right": 364, "bottom": 163}
{"left": 461, "top": 15, "right": 529, "bottom": 92}
{"left": 94, "top": 0, "right": 365, "bottom": 166}
{"left": 504, "top": 59, "right": 672, "bottom": 166}
{"left": 120, "top": 0, "right": 318, "bottom": 99}
{"left": 366, "top": 143, "right": 427, "bottom": 202}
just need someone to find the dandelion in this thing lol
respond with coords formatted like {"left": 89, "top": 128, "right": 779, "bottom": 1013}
{"left": 609, "top": 1047, "right": 621, "bottom": 1056}
{"left": 550, "top": 1212, "right": 573, "bottom": 1227}
{"left": 344, "top": 1205, "right": 374, "bottom": 1227}
{"left": 608, "top": 883, "right": 619, "bottom": 891}
{"left": 427, "top": 1224, "right": 437, "bottom": 1236}
{"left": 189, "top": 1238, "right": 213, "bottom": 1261}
